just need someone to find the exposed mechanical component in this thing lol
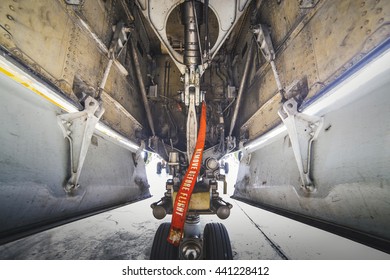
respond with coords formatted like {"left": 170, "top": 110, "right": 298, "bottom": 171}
{"left": 180, "top": 215, "right": 202, "bottom": 260}
{"left": 205, "top": 157, "right": 218, "bottom": 170}
{"left": 150, "top": 172, "right": 232, "bottom": 221}
{"left": 97, "top": 21, "right": 129, "bottom": 99}
{"left": 278, "top": 98, "right": 323, "bottom": 191}
{"left": 252, "top": 24, "right": 285, "bottom": 100}
{"left": 136, "top": 0, "right": 253, "bottom": 74}
{"left": 151, "top": 179, "right": 174, "bottom": 219}
{"left": 181, "top": 0, "right": 203, "bottom": 66}
{"left": 229, "top": 39, "right": 255, "bottom": 136}
{"left": 57, "top": 96, "right": 104, "bottom": 193}
{"left": 186, "top": 88, "right": 198, "bottom": 160}
{"left": 130, "top": 33, "right": 156, "bottom": 136}
{"left": 168, "top": 151, "right": 180, "bottom": 175}
{"left": 147, "top": 0, "right": 247, "bottom": 259}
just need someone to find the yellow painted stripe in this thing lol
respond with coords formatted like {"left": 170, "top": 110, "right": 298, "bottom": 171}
{"left": 0, "top": 66, "right": 68, "bottom": 111}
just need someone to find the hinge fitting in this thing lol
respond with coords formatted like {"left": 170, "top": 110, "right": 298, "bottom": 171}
{"left": 278, "top": 98, "right": 323, "bottom": 191}
{"left": 58, "top": 96, "right": 104, "bottom": 193}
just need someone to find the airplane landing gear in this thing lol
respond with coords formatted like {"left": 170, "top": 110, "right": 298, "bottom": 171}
{"left": 150, "top": 218, "right": 233, "bottom": 260}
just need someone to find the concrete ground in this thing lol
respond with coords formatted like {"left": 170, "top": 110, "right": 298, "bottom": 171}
{"left": 0, "top": 155, "right": 388, "bottom": 260}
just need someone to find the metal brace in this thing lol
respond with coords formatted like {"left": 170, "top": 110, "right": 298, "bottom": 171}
{"left": 253, "top": 24, "right": 285, "bottom": 100}
{"left": 58, "top": 96, "right": 105, "bottom": 193}
{"left": 185, "top": 65, "right": 204, "bottom": 161}
{"left": 186, "top": 91, "right": 197, "bottom": 162}
{"left": 278, "top": 98, "right": 323, "bottom": 191}
{"left": 97, "top": 21, "right": 129, "bottom": 98}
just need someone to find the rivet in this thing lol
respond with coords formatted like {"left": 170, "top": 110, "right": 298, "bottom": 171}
{"left": 360, "top": 2, "right": 365, "bottom": 7}
{"left": 378, "top": 18, "right": 384, "bottom": 24}
{"left": 366, "top": 29, "right": 371, "bottom": 35}
{"left": 5, "top": 24, "right": 10, "bottom": 30}
{"left": 361, "top": 11, "right": 367, "bottom": 16}
{"left": 7, "top": 14, "right": 14, "bottom": 20}
{"left": 4, "top": 34, "right": 11, "bottom": 39}
{"left": 364, "top": 19, "right": 369, "bottom": 25}
{"left": 376, "top": 7, "right": 383, "bottom": 14}
{"left": 9, "top": 5, "right": 15, "bottom": 11}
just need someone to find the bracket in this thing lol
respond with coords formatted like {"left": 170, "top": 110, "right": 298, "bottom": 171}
{"left": 183, "top": 66, "right": 202, "bottom": 106}
{"left": 278, "top": 98, "right": 323, "bottom": 191}
{"left": 252, "top": 24, "right": 275, "bottom": 62}
{"left": 98, "top": 21, "right": 129, "bottom": 98}
{"left": 58, "top": 96, "right": 105, "bottom": 193}
{"left": 253, "top": 24, "right": 285, "bottom": 99}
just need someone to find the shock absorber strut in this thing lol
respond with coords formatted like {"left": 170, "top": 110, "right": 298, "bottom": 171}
{"left": 181, "top": 0, "right": 203, "bottom": 66}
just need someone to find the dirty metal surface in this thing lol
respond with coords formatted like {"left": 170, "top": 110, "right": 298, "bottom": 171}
{"left": 0, "top": 0, "right": 147, "bottom": 143}
{"left": 237, "top": 0, "right": 390, "bottom": 139}
{"left": 234, "top": 57, "right": 390, "bottom": 252}
{"left": 0, "top": 67, "right": 150, "bottom": 243}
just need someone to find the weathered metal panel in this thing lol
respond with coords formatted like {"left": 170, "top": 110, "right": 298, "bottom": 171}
{"left": 237, "top": 0, "right": 390, "bottom": 139}
{"left": 0, "top": 69, "right": 150, "bottom": 242}
{"left": 0, "top": 0, "right": 148, "bottom": 143}
{"left": 234, "top": 51, "right": 390, "bottom": 251}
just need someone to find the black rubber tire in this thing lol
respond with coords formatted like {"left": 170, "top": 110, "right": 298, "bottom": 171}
{"left": 156, "top": 162, "right": 162, "bottom": 174}
{"left": 203, "top": 223, "right": 233, "bottom": 260}
{"left": 150, "top": 223, "right": 179, "bottom": 260}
